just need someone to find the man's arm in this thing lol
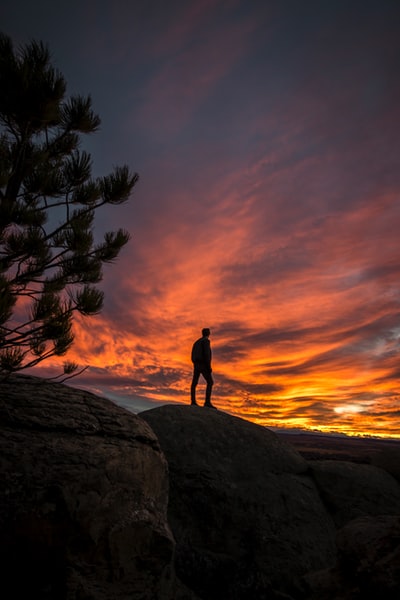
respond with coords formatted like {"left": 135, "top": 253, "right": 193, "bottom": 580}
{"left": 203, "top": 338, "right": 212, "bottom": 370}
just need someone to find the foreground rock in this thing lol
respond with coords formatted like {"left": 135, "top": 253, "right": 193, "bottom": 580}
{"left": 304, "top": 515, "right": 400, "bottom": 599}
{"left": 141, "top": 405, "right": 337, "bottom": 599}
{"left": 141, "top": 405, "right": 400, "bottom": 599}
{"left": 2, "top": 377, "right": 400, "bottom": 599}
{"left": 0, "top": 375, "right": 182, "bottom": 600}
{"left": 309, "top": 460, "right": 400, "bottom": 528}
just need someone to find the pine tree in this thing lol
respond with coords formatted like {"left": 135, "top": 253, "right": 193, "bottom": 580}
{"left": 0, "top": 33, "right": 139, "bottom": 377}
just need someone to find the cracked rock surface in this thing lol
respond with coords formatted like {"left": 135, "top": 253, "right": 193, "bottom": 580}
{"left": 0, "top": 375, "right": 183, "bottom": 600}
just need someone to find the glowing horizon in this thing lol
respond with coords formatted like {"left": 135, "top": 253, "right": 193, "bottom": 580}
{"left": 33, "top": 281, "right": 400, "bottom": 439}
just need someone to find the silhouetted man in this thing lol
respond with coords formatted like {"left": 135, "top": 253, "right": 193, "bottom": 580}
{"left": 190, "top": 327, "right": 215, "bottom": 408}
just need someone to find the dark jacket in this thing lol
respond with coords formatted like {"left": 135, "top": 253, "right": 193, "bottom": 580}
{"left": 191, "top": 336, "right": 212, "bottom": 369}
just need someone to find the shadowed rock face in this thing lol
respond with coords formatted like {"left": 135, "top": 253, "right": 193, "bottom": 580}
{"left": 2, "top": 378, "right": 400, "bottom": 599}
{"left": 0, "top": 375, "right": 178, "bottom": 600}
{"left": 141, "top": 405, "right": 337, "bottom": 600}
{"left": 309, "top": 460, "right": 400, "bottom": 528}
{"left": 304, "top": 515, "right": 400, "bottom": 600}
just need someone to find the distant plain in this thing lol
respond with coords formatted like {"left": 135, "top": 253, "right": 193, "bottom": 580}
{"left": 278, "top": 431, "right": 400, "bottom": 465}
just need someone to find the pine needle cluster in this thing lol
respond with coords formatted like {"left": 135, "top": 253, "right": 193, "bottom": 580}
{"left": 0, "top": 33, "right": 139, "bottom": 376}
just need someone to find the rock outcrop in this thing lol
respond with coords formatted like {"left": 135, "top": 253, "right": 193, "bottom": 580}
{"left": 309, "top": 459, "right": 400, "bottom": 528}
{"left": 141, "top": 404, "right": 337, "bottom": 599}
{"left": 2, "top": 376, "right": 400, "bottom": 599}
{"left": 141, "top": 404, "right": 400, "bottom": 600}
{"left": 0, "top": 375, "right": 182, "bottom": 600}
{"left": 304, "top": 515, "right": 400, "bottom": 599}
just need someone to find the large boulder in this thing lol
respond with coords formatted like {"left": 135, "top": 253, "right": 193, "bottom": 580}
{"left": 4, "top": 376, "right": 398, "bottom": 600}
{"left": 304, "top": 515, "right": 400, "bottom": 599}
{"left": 141, "top": 404, "right": 337, "bottom": 600}
{"left": 0, "top": 375, "right": 184, "bottom": 600}
{"left": 372, "top": 447, "right": 400, "bottom": 484}
{"left": 309, "top": 460, "right": 400, "bottom": 528}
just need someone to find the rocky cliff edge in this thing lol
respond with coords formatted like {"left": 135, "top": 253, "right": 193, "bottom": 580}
{"left": 1, "top": 376, "right": 400, "bottom": 599}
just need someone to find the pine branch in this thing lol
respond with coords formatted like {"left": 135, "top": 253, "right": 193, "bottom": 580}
{"left": 0, "top": 32, "right": 138, "bottom": 377}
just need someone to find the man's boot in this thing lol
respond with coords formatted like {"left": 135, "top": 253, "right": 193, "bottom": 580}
{"left": 204, "top": 401, "right": 216, "bottom": 409}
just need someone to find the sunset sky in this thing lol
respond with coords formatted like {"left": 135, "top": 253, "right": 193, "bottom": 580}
{"left": 3, "top": 0, "right": 400, "bottom": 438}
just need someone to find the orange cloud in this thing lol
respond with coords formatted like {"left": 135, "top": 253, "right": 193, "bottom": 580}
{"left": 37, "top": 183, "right": 400, "bottom": 439}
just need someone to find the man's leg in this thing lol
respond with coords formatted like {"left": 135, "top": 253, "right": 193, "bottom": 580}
{"left": 203, "top": 370, "right": 214, "bottom": 407}
{"left": 190, "top": 367, "right": 201, "bottom": 405}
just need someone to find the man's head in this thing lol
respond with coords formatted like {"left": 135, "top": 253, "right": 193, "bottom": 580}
{"left": 202, "top": 328, "right": 211, "bottom": 337}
